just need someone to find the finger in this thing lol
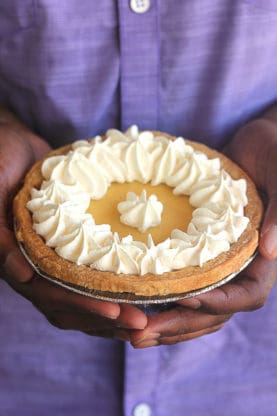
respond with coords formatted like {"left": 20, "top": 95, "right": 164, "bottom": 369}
{"left": 3, "top": 248, "right": 34, "bottom": 283}
{"left": 0, "top": 190, "right": 33, "bottom": 282}
{"left": 46, "top": 312, "right": 132, "bottom": 341}
{"left": 225, "top": 120, "right": 277, "bottom": 258}
{"left": 0, "top": 227, "right": 34, "bottom": 282}
{"left": 35, "top": 280, "right": 148, "bottom": 326}
{"left": 260, "top": 136, "right": 277, "bottom": 259}
{"left": 117, "top": 303, "right": 147, "bottom": 329}
{"left": 130, "top": 307, "right": 231, "bottom": 347}
{"left": 6, "top": 274, "right": 121, "bottom": 319}
{"left": 35, "top": 284, "right": 148, "bottom": 329}
{"left": 0, "top": 127, "right": 49, "bottom": 282}
{"left": 156, "top": 323, "right": 225, "bottom": 346}
{"left": 182, "top": 255, "right": 277, "bottom": 315}
{"left": 176, "top": 298, "right": 202, "bottom": 310}
{"left": 45, "top": 310, "right": 117, "bottom": 331}
{"left": 135, "top": 323, "right": 225, "bottom": 348}
{"left": 85, "top": 328, "right": 131, "bottom": 341}
{"left": 133, "top": 322, "right": 226, "bottom": 348}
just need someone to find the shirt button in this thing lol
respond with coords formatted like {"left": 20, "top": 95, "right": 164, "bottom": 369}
{"left": 130, "top": 0, "right": 151, "bottom": 14}
{"left": 133, "top": 403, "right": 152, "bottom": 416}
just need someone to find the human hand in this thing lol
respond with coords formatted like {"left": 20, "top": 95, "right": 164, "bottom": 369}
{"left": 4, "top": 273, "right": 147, "bottom": 338}
{"left": 0, "top": 117, "right": 147, "bottom": 337}
{"left": 129, "top": 117, "right": 277, "bottom": 348}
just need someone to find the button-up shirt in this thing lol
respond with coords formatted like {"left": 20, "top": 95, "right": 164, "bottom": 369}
{"left": 0, "top": 1, "right": 277, "bottom": 415}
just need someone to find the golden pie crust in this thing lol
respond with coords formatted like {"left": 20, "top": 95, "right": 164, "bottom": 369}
{"left": 13, "top": 132, "right": 263, "bottom": 298}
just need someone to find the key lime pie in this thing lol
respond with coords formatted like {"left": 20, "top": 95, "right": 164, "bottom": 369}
{"left": 14, "top": 126, "right": 263, "bottom": 300}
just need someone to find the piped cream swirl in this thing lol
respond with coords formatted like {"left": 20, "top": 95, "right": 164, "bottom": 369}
{"left": 28, "top": 126, "right": 249, "bottom": 275}
{"left": 117, "top": 190, "right": 163, "bottom": 232}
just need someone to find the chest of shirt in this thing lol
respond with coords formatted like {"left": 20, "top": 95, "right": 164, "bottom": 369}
{"left": 0, "top": 1, "right": 276, "bottom": 147}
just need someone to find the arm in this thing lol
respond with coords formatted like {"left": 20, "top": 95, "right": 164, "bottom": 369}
{"left": 129, "top": 107, "right": 277, "bottom": 348}
{"left": 0, "top": 107, "right": 147, "bottom": 337}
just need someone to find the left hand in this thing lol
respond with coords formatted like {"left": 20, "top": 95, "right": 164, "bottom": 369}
{"left": 0, "top": 113, "right": 147, "bottom": 340}
{"left": 129, "top": 116, "right": 277, "bottom": 348}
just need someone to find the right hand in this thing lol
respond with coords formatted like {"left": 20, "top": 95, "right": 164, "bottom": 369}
{"left": 0, "top": 118, "right": 147, "bottom": 339}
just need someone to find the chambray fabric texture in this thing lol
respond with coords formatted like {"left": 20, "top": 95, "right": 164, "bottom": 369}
{"left": 0, "top": 1, "right": 277, "bottom": 415}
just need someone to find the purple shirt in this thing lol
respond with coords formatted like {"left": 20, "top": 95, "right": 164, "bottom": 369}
{"left": 1, "top": 1, "right": 277, "bottom": 415}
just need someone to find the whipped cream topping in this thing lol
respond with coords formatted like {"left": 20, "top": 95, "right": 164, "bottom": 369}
{"left": 189, "top": 171, "right": 248, "bottom": 211}
{"left": 171, "top": 229, "right": 230, "bottom": 268}
{"left": 187, "top": 202, "right": 249, "bottom": 244}
{"left": 28, "top": 126, "right": 249, "bottom": 275}
{"left": 117, "top": 190, "right": 163, "bottom": 232}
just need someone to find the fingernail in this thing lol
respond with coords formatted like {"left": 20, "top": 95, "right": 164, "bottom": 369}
{"left": 262, "top": 226, "right": 277, "bottom": 258}
{"left": 190, "top": 299, "right": 202, "bottom": 309}
{"left": 88, "top": 308, "right": 120, "bottom": 320}
{"left": 179, "top": 298, "right": 202, "bottom": 309}
{"left": 133, "top": 339, "right": 159, "bottom": 349}
{"left": 100, "top": 311, "right": 120, "bottom": 320}
{"left": 132, "top": 332, "right": 160, "bottom": 348}
{"left": 143, "top": 332, "right": 160, "bottom": 340}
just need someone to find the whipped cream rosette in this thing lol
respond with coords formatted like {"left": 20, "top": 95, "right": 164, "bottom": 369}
{"left": 117, "top": 190, "right": 163, "bottom": 233}
{"left": 14, "top": 127, "right": 262, "bottom": 299}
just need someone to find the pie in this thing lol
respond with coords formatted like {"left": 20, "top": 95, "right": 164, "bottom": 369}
{"left": 14, "top": 127, "right": 263, "bottom": 300}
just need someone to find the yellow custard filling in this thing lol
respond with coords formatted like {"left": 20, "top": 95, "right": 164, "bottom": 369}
{"left": 87, "top": 182, "right": 193, "bottom": 244}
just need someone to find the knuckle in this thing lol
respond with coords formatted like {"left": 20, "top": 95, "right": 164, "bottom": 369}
{"left": 176, "top": 326, "right": 187, "bottom": 337}
{"left": 248, "top": 293, "right": 267, "bottom": 311}
{"left": 175, "top": 308, "right": 191, "bottom": 334}
{"left": 207, "top": 287, "right": 237, "bottom": 314}
{"left": 245, "top": 280, "right": 270, "bottom": 311}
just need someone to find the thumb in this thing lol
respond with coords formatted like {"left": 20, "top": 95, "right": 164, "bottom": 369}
{"left": 259, "top": 140, "right": 277, "bottom": 260}
{"left": 260, "top": 194, "right": 277, "bottom": 260}
{"left": 226, "top": 118, "right": 277, "bottom": 261}
{"left": 0, "top": 120, "right": 50, "bottom": 283}
{"left": 0, "top": 127, "right": 38, "bottom": 282}
{"left": 0, "top": 193, "right": 34, "bottom": 282}
{"left": 4, "top": 248, "right": 34, "bottom": 283}
{"left": 0, "top": 230, "right": 34, "bottom": 284}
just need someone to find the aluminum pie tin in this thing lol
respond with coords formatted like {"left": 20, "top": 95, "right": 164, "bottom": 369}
{"left": 17, "top": 238, "right": 258, "bottom": 305}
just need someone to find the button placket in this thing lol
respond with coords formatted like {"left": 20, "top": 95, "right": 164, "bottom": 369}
{"left": 118, "top": 0, "right": 160, "bottom": 131}
{"left": 122, "top": 343, "right": 160, "bottom": 416}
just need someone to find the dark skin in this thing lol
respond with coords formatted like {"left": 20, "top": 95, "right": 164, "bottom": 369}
{"left": 129, "top": 111, "right": 277, "bottom": 347}
{"left": 0, "top": 109, "right": 147, "bottom": 338}
{"left": 0, "top": 107, "right": 276, "bottom": 346}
